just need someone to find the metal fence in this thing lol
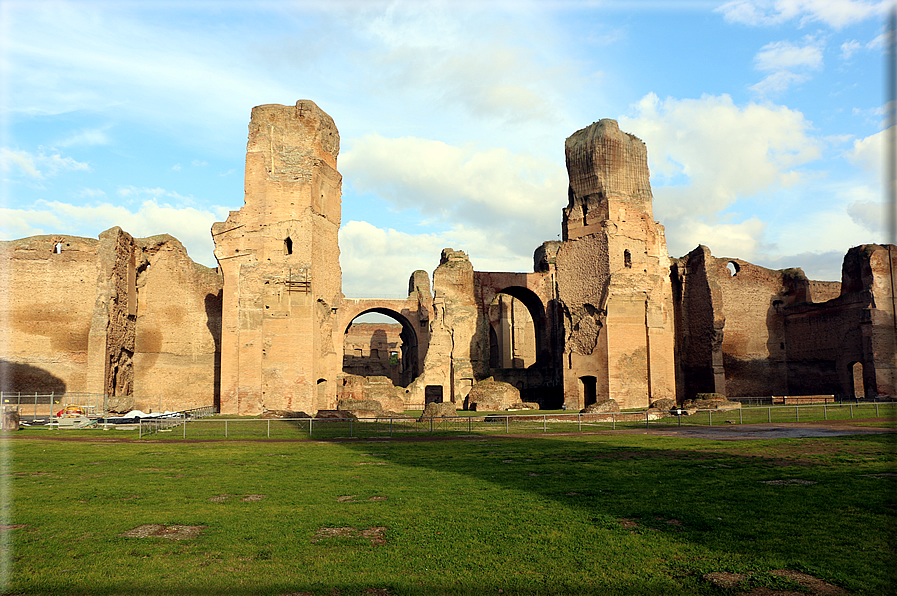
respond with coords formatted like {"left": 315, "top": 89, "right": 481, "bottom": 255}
{"left": 0, "top": 392, "right": 107, "bottom": 419}
{"left": 137, "top": 406, "right": 218, "bottom": 438}
{"left": 1, "top": 391, "right": 211, "bottom": 422}
{"left": 138, "top": 401, "right": 897, "bottom": 440}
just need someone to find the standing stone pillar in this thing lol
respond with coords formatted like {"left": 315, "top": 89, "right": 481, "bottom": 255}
{"left": 212, "top": 101, "right": 342, "bottom": 415}
{"left": 556, "top": 119, "right": 676, "bottom": 409}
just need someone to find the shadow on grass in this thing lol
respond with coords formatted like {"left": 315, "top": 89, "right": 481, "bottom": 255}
{"left": 329, "top": 431, "right": 897, "bottom": 594}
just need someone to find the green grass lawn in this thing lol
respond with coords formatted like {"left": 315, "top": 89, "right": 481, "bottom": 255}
{"left": 2, "top": 427, "right": 895, "bottom": 595}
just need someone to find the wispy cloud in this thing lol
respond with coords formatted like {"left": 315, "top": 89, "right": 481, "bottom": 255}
{"left": 341, "top": 134, "right": 567, "bottom": 258}
{"left": 750, "top": 36, "right": 824, "bottom": 95}
{"left": 0, "top": 199, "right": 230, "bottom": 266}
{"left": 716, "top": 0, "right": 889, "bottom": 30}
{"left": 0, "top": 147, "right": 90, "bottom": 179}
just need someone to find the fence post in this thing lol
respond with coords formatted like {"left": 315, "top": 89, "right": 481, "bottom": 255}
{"left": 351, "top": 418, "right": 354, "bottom": 438}
{"left": 139, "top": 418, "right": 142, "bottom": 439}
{"left": 468, "top": 416, "right": 471, "bottom": 434}
{"left": 796, "top": 406, "right": 799, "bottom": 422}
{"left": 430, "top": 417, "right": 433, "bottom": 435}
{"left": 876, "top": 402, "right": 879, "bottom": 417}
{"left": 309, "top": 417, "right": 313, "bottom": 438}
{"left": 543, "top": 414, "right": 546, "bottom": 433}
{"left": 709, "top": 410, "right": 712, "bottom": 426}
{"left": 850, "top": 404, "right": 853, "bottom": 418}
{"left": 267, "top": 419, "right": 270, "bottom": 438}
{"left": 225, "top": 420, "right": 228, "bottom": 438}
{"left": 183, "top": 416, "right": 186, "bottom": 439}
{"left": 578, "top": 414, "right": 581, "bottom": 432}
{"left": 739, "top": 408, "right": 743, "bottom": 425}
{"left": 391, "top": 417, "right": 394, "bottom": 437}
{"left": 824, "top": 403, "right": 827, "bottom": 420}
{"left": 645, "top": 411, "right": 649, "bottom": 429}
{"left": 768, "top": 407, "right": 771, "bottom": 423}
{"left": 506, "top": 416, "right": 509, "bottom": 434}
{"left": 612, "top": 412, "right": 615, "bottom": 430}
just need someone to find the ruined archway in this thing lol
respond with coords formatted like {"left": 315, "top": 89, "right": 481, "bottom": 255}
{"left": 342, "top": 308, "right": 420, "bottom": 387}
{"left": 487, "top": 286, "right": 547, "bottom": 369}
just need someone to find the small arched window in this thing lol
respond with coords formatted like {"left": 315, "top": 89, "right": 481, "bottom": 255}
{"left": 284, "top": 237, "right": 293, "bottom": 256}
{"left": 623, "top": 249, "right": 632, "bottom": 268}
{"left": 54, "top": 242, "right": 62, "bottom": 254}
{"left": 727, "top": 261, "right": 740, "bottom": 277}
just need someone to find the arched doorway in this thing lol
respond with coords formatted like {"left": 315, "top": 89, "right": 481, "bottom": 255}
{"left": 487, "top": 286, "right": 546, "bottom": 369}
{"left": 342, "top": 309, "right": 420, "bottom": 387}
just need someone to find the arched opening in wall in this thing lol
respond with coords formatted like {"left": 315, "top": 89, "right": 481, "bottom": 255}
{"left": 850, "top": 362, "right": 865, "bottom": 399}
{"left": 342, "top": 309, "right": 419, "bottom": 388}
{"left": 580, "top": 376, "right": 597, "bottom": 407}
{"left": 487, "top": 286, "right": 546, "bottom": 369}
{"left": 284, "top": 237, "right": 293, "bottom": 256}
{"left": 624, "top": 249, "right": 632, "bottom": 268}
{"left": 727, "top": 261, "right": 740, "bottom": 277}
{"left": 316, "top": 378, "right": 327, "bottom": 409}
{"left": 54, "top": 242, "right": 62, "bottom": 254}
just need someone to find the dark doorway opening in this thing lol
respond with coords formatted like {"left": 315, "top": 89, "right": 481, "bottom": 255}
{"left": 424, "top": 385, "right": 443, "bottom": 405}
{"left": 580, "top": 375, "right": 597, "bottom": 407}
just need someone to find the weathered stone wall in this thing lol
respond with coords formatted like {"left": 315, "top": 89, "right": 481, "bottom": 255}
{"left": 784, "top": 244, "right": 897, "bottom": 398}
{"left": 672, "top": 247, "right": 726, "bottom": 400}
{"left": 212, "top": 100, "right": 342, "bottom": 415}
{"left": 0, "top": 229, "right": 221, "bottom": 411}
{"left": 674, "top": 244, "right": 897, "bottom": 400}
{"left": 0, "top": 235, "right": 99, "bottom": 394}
{"left": 132, "top": 235, "right": 222, "bottom": 412}
{"left": 404, "top": 249, "right": 481, "bottom": 406}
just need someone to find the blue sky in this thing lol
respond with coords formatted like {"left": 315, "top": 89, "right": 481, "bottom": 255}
{"left": 0, "top": 0, "right": 891, "bottom": 297}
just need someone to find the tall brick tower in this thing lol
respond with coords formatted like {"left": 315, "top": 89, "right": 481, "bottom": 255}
{"left": 212, "top": 100, "right": 342, "bottom": 414}
{"left": 556, "top": 119, "right": 676, "bottom": 409}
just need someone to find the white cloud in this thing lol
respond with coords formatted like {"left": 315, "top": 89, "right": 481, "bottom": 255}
{"left": 750, "top": 37, "right": 823, "bottom": 95}
{"left": 716, "top": 0, "right": 889, "bottom": 29}
{"left": 172, "top": 164, "right": 182, "bottom": 171}
{"left": 846, "top": 128, "right": 885, "bottom": 174}
{"left": 0, "top": 200, "right": 229, "bottom": 267}
{"left": 339, "top": 220, "right": 534, "bottom": 298}
{"left": 754, "top": 38, "right": 824, "bottom": 71}
{"left": 750, "top": 71, "right": 812, "bottom": 95}
{"left": 665, "top": 216, "right": 770, "bottom": 260}
{"left": 619, "top": 93, "right": 823, "bottom": 259}
{"left": 840, "top": 39, "right": 863, "bottom": 59}
{"left": 847, "top": 199, "right": 885, "bottom": 233}
{"left": 341, "top": 134, "right": 567, "bottom": 258}
{"left": 347, "top": 1, "right": 576, "bottom": 132}
{"left": 0, "top": 147, "right": 90, "bottom": 179}
{"left": 621, "top": 93, "right": 821, "bottom": 216}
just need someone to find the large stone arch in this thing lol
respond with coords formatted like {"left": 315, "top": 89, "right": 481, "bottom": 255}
{"left": 487, "top": 285, "right": 548, "bottom": 367}
{"left": 473, "top": 271, "right": 563, "bottom": 408}
{"left": 341, "top": 306, "right": 421, "bottom": 384}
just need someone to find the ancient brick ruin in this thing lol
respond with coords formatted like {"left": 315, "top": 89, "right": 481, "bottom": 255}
{"left": 2, "top": 100, "right": 895, "bottom": 413}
